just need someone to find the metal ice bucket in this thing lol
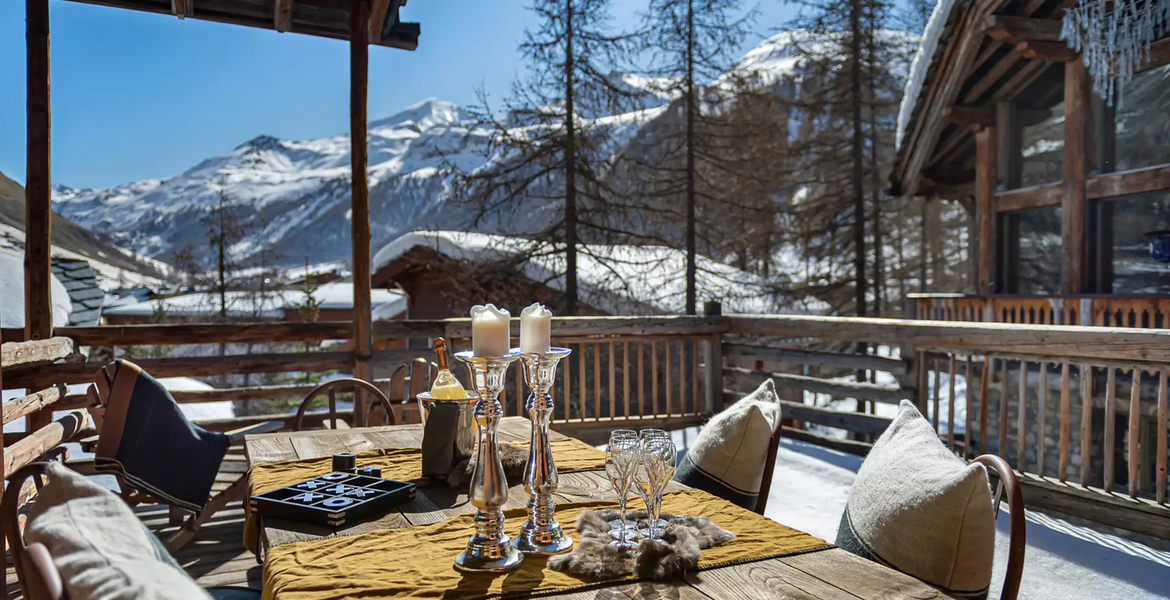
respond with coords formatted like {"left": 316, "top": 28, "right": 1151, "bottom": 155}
{"left": 416, "top": 391, "right": 479, "bottom": 475}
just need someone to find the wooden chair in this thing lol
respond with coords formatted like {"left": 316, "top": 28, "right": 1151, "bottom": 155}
{"left": 974, "top": 454, "right": 1027, "bottom": 600}
{"left": 753, "top": 426, "right": 784, "bottom": 515}
{"left": 384, "top": 358, "right": 437, "bottom": 425}
{"left": 292, "top": 378, "right": 396, "bottom": 431}
{"left": 3, "top": 462, "right": 260, "bottom": 600}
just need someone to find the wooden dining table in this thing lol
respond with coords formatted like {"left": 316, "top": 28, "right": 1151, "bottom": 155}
{"left": 245, "top": 417, "right": 949, "bottom": 599}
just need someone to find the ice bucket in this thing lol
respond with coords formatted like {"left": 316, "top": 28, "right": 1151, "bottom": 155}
{"left": 416, "top": 390, "right": 479, "bottom": 478}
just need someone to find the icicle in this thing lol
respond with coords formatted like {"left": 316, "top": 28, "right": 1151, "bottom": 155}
{"left": 1062, "top": 0, "right": 1169, "bottom": 105}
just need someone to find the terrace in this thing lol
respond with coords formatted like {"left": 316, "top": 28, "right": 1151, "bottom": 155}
{"left": 3, "top": 0, "right": 1170, "bottom": 598}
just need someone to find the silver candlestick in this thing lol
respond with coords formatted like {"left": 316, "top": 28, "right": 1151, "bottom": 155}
{"left": 512, "top": 347, "right": 574, "bottom": 555}
{"left": 453, "top": 350, "right": 523, "bottom": 572}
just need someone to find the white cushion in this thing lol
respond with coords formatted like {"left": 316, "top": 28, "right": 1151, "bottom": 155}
{"left": 24, "top": 463, "right": 213, "bottom": 600}
{"left": 836, "top": 401, "right": 995, "bottom": 599}
{"left": 672, "top": 379, "right": 781, "bottom": 508}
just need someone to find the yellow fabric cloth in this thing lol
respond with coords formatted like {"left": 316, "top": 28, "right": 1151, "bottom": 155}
{"left": 244, "top": 437, "right": 607, "bottom": 554}
{"left": 262, "top": 488, "right": 832, "bottom": 600}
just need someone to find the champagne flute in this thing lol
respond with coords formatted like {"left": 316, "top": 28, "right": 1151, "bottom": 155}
{"left": 605, "top": 430, "right": 638, "bottom": 547}
{"left": 634, "top": 435, "right": 675, "bottom": 539}
{"left": 639, "top": 429, "right": 671, "bottom": 532}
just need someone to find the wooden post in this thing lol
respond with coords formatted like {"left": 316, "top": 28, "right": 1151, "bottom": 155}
{"left": 25, "top": 0, "right": 52, "bottom": 342}
{"left": 703, "top": 301, "right": 722, "bottom": 416}
{"left": 975, "top": 127, "right": 997, "bottom": 293}
{"left": 1062, "top": 60, "right": 1089, "bottom": 294}
{"left": 350, "top": 0, "right": 373, "bottom": 425}
{"left": 996, "top": 102, "right": 1021, "bottom": 189}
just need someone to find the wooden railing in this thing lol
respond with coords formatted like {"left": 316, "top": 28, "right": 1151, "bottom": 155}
{"left": 3, "top": 314, "right": 1169, "bottom": 539}
{"left": 910, "top": 293, "right": 1170, "bottom": 328}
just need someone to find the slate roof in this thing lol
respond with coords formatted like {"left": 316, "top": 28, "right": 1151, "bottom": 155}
{"left": 51, "top": 258, "right": 104, "bottom": 326}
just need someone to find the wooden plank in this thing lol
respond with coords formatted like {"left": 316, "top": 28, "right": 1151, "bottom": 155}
{"left": 1081, "top": 364, "right": 1093, "bottom": 487}
{"left": 1157, "top": 371, "right": 1168, "bottom": 504}
{"left": 60, "top": 322, "right": 352, "bottom": 346}
{"left": 725, "top": 367, "right": 908, "bottom": 405}
{"left": 983, "top": 14, "right": 1063, "bottom": 43}
{"left": 2, "top": 384, "right": 64, "bottom": 424}
{"left": 1063, "top": 60, "right": 1089, "bottom": 294}
{"left": 1017, "top": 41, "right": 1078, "bottom": 61}
{"left": 995, "top": 182, "right": 1061, "bottom": 212}
{"left": 638, "top": 341, "right": 645, "bottom": 417}
{"left": 931, "top": 356, "right": 941, "bottom": 432}
{"left": 965, "top": 52, "right": 1021, "bottom": 105}
{"left": 948, "top": 355, "right": 957, "bottom": 446}
{"left": 562, "top": 344, "right": 571, "bottom": 420}
{"left": 1016, "top": 472, "right": 1170, "bottom": 539}
{"left": 3, "top": 351, "right": 354, "bottom": 389}
{"left": 1128, "top": 369, "right": 1142, "bottom": 498}
{"left": 722, "top": 344, "right": 908, "bottom": 374}
{"left": 684, "top": 551, "right": 867, "bottom": 599}
{"left": 943, "top": 105, "right": 994, "bottom": 128}
{"left": 368, "top": 0, "right": 390, "bottom": 43}
{"left": 996, "top": 102, "right": 1021, "bottom": 189}
{"left": 273, "top": 0, "right": 293, "bottom": 31}
{"left": 783, "top": 548, "right": 948, "bottom": 599}
{"left": 1086, "top": 164, "right": 1170, "bottom": 200}
{"left": 665, "top": 341, "right": 674, "bottom": 416}
{"left": 3, "top": 410, "right": 90, "bottom": 476}
{"left": 652, "top": 341, "right": 660, "bottom": 417}
{"left": 965, "top": 357, "right": 974, "bottom": 458}
{"left": 780, "top": 426, "right": 873, "bottom": 456}
{"left": 1060, "top": 362, "right": 1071, "bottom": 481}
{"left": 1038, "top": 362, "right": 1049, "bottom": 474}
{"left": 350, "top": 0, "right": 373, "bottom": 426}
{"left": 442, "top": 315, "right": 730, "bottom": 339}
{"left": 1104, "top": 368, "right": 1117, "bottom": 491}
{"left": 725, "top": 315, "right": 1170, "bottom": 363}
{"left": 24, "top": 0, "right": 52, "bottom": 342}
{"left": 1, "top": 337, "right": 75, "bottom": 369}
{"left": 592, "top": 342, "right": 600, "bottom": 419}
{"left": 1017, "top": 360, "right": 1028, "bottom": 469}
{"left": 578, "top": 343, "right": 586, "bottom": 421}
{"left": 975, "top": 127, "right": 996, "bottom": 293}
{"left": 692, "top": 339, "right": 700, "bottom": 415}
{"left": 608, "top": 340, "right": 616, "bottom": 419}
{"left": 723, "top": 390, "right": 894, "bottom": 435}
{"left": 623, "top": 341, "right": 631, "bottom": 417}
{"left": 999, "top": 359, "right": 1009, "bottom": 456}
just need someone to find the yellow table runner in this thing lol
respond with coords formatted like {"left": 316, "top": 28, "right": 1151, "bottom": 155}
{"left": 262, "top": 488, "right": 832, "bottom": 600}
{"left": 245, "top": 437, "right": 607, "bottom": 553}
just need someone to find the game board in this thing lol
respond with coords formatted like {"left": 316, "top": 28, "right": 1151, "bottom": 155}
{"left": 250, "top": 472, "right": 416, "bottom": 527}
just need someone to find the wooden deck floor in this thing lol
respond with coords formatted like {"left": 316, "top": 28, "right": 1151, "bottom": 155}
{"left": 5, "top": 448, "right": 259, "bottom": 599}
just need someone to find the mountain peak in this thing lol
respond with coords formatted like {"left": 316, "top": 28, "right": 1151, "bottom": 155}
{"left": 237, "top": 134, "right": 285, "bottom": 152}
{"left": 369, "top": 97, "right": 467, "bottom": 131}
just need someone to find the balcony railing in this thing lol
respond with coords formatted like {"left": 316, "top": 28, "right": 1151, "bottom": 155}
{"left": 909, "top": 293, "right": 1170, "bottom": 328}
{"left": 3, "top": 314, "right": 1169, "bottom": 539}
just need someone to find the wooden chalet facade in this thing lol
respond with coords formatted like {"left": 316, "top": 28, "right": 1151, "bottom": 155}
{"left": 893, "top": 0, "right": 1170, "bottom": 327}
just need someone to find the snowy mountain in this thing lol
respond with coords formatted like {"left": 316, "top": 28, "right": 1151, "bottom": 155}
{"left": 52, "top": 31, "right": 916, "bottom": 269}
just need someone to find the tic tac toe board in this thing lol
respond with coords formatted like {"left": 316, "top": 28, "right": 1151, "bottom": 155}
{"left": 250, "top": 472, "right": 416, "bottom": 527}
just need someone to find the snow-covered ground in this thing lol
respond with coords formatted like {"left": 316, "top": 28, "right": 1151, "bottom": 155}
{"left": 655, "top": 427, "right": 1170, "bottom": 599}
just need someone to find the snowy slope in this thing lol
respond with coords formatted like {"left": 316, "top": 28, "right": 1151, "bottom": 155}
{"left": 52, "top": 31, "right": 916, "bottom": 273}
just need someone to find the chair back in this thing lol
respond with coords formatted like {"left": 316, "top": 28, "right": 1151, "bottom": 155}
{"left": 293, "top": 378, "right": 395, "bottom": 431}
{"left": 375, "top": 359, "right": 437, "bottom": 425}
{"left": 753, "top": 426, "right": 783, "bottom": 515}
{"left": 973, "top": 454, "right": 1026, "bottom": 600}
{"left": 2, "top": 463, "right": 68, "bottom": 600}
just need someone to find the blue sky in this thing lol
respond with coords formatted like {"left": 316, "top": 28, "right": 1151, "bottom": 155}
{"left": 0, "top": 1, "right": 803, "bottom": 189}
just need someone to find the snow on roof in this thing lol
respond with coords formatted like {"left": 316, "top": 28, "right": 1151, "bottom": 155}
{"left": 0, "top": 245, "right": 72, "bottom": 328}
{"left": 895, "top": 0, "right": 963, "bottom": 151}
{"left": 373, "top": 230, "right": 802, "bottom": 315}
{"left": 105, "top": 281, "right": 405, "bottom": 319}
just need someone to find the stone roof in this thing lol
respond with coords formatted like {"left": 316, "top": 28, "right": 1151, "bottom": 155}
{"left": 51, "top": 258, "right": 103, "bottom": 326}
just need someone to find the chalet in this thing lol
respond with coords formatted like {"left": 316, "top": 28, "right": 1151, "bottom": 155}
{"left": 892, "top": 0, "right": 1170, "bottom": 327}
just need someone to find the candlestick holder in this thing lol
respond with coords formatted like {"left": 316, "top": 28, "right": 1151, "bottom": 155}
{"left": 453, "top": 350, "right": 523, "bottom": 572}
{"left": 512, "top": 347, "right": 574, "bottom": 555}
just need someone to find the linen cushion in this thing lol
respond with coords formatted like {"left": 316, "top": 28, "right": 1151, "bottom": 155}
{"left": 24, "top": 463, "right": 213, "bottom": 600}
{"left": 673, "top": 379, "right": 781, "bottom": 509}
{"left": 836, "top": 401, "right": 995, "bottom": 599}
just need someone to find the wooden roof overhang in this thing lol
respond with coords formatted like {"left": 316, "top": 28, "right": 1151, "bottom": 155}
{"left": 62, "top": 0, "right": 419, "bottom": 49}
{"left": 890, "top": 0, "right": 1077, "bottom": 199}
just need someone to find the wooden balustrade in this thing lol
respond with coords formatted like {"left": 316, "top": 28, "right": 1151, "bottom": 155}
{"left": 910, "top": 294, "right": 1170, "bottom": 328}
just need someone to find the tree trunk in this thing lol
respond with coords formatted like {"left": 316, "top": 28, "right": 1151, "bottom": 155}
{"left": 685, "top": 0, "right": 697, "bottom": 315}
{"left": 849, "top": 0, "right": 867, "bottom": 318}
{"left": 564, "top": 0, "right": 579, "bottom": 315}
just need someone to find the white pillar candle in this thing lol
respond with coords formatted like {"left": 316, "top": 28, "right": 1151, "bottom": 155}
{"left": 470, "top": 304, "right": 511, "bottom": 357}
{"left": 520, "top": 303, "right": 552, "bottom": 355}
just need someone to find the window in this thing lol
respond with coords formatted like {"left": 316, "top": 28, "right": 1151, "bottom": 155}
{"left": 1100, "top": 190, "right": 1170, "bottom": 293}
{"left": 1004, "top": 205, "right": 1062, "bottom": 294}
{"left": 1114, "top": 63, "right": 1170, "bottom": 171}
{"left": 1020, "top": 102, "right": 1063, "bottom": 188}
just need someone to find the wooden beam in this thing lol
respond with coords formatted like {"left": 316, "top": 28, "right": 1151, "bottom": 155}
{"left": 725, "top": 367, "right": 909, "bottom": 405}
{"left": 61, "top": 322, "right": 352, "bottom": 347}
{"left": 995, "top": 182, "right": 1061, "bottom": 212}
{"left": 943, "top": 105, "right": 994, "bottom": 129}
{"left": 1086, "top": 164, "right": 1170, "bottom": 200}
{"left": 996, "top": 102, "right": 1021, "bottom": 189}
{"left": 2, "top": 337, "right": 76, "bottom": 369}
{"left": 25, "top": 0, "right": 52, "bottom": 342}
{"left": 171, "top": 0, "right": 193, "bottom": 19}
{"left": 274, "top": 0, "right": 293, "bottom": 32}
{"left": 975, "top": 127, "right": 997, "bottom": 293}
{"left": 1016, "top": 41, "right": 1078, "bottom": 62}
{"left": 983, "top": 15, "right": 1063, "bottom": 44}
{"left": 351, "top": 1, "right": 373, "bottom": 425}
{"left": 963, "top": 51, "right": 1021, "bottom": 105}
{"left": 368, "top": 0, "right": 391, "bottom": 43}
{"left": 723, "top": 344, "right": 908, "bottom": 375}
{"left": 780, "top": 427, "right": 873, "bottom": 456}
{"left": 2, "top": 385, "right": 65, "bottom": 425}
{"left": 992, "top": 57, "right": 1051, "bottom": 103}
{"left": 3, "top": 410, "right": 91, "bottom": 477}
{"left": 1062, "top": 60, "right": 1089, "bottom": 293}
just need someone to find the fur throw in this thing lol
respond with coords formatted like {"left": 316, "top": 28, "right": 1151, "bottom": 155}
{"left": 547, "top": 509, "right": 735, "bottom": 581}
{"left": 445, "top": 441, "right": 529, "bottom": 487}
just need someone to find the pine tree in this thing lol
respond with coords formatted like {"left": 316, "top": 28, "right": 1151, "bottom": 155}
{"left": 201, "top": 184, "right": 250, "bottom": 319}
{"left": 448, "top": 0, "right": 636, "bottom": 315}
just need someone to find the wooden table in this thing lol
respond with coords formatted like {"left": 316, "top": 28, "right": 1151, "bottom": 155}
{"left": 245, "top": 417, "right": 949, "bottom": 599}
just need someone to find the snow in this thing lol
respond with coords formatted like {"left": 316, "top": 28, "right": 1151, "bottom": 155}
{"left": 373, "top": 230, "right": 818, "bottom": 315}
{"left": 896, "top": 0, "right": 962, "bottom": 150}
{"left": 0, "top": 244, "right": 73, "bottom": 328}
{"left": 104, "top": 281, "right": 406, "bottom": 319}
{"left": 648, "top": 425, "right": 1170, "bottom": 600}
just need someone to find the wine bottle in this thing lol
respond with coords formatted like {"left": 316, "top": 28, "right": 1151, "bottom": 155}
{"left": 430, "top": 337, "right": 468, "bottom": 399}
